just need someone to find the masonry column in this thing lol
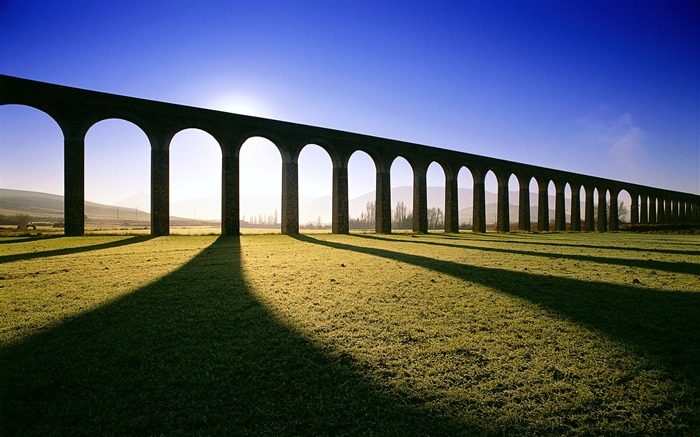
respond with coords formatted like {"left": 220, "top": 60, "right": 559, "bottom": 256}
{"left": 332, "top": 157, "right": 349, "bottom": 234}
{"left": 609, "top": 190, "right": 619, "bottom": 231}
{"left": 570, "top": 183, "right": 581, "bottom": 232}
{"left": 537, "top": 177, "right": 549, "bottom": 232}
{"left": 640, "top": 195, "right": 648, "bottom": 224}
{"left": 597, "top": 188, "right": 607, "bottom": 232}
{"left": 413, "top": 163, "right": 428, "bottom": 233}
{"left": 221, "top": 144, "right": 239, "bottom": 236}
{"left": 496, "top": 172, "right": 510, "bottom": 233}
{"left": 680, "top": 201, "right": 688, "bottom": 224}
{"left": 375, "top": 161, "right": 392, "bottom": 233}
{"left": 64, "top": 134, "right": 85, "bottom": 236}
{"left": 444, "top": 169, "right": 460, "bottom": 233}
{"left": 554, "top": 181, "right": 566, "bottom": 231}
{"left": 584, "top": 185, "right": 595, "bottom": 232}
{"left": 281, "top": 155, "right": 299, "bottom": 235}
{"left": 151, "top": 139, "right": 170, "bottom": 236}
{"left": 657, "top": 198, "right": 666, "bottom": 224}
{"left": 665, "top": 199, "right": 672, "bottom": 223}
{"left": 517, "top": 175, "right": 531, "bottom": 232}
{"left": 472, "top": 170, "right": 486, "bottom": 233}
{"left": 630, "top": 193, "right": 639, "bottom": 225}
{"left": 648, "top": 197, "right": 656, "bottom": 224}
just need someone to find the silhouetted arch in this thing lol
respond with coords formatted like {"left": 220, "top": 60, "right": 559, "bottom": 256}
{"left": 617, "top": 189, "right": 633, "bottom": 226}
{"left": 426, "top": 161, "right": 446, "bottom": 230}
{"left": 298, "top": 144, "right": 332, "bottom": 231}
{"left": 0, "top": 104, "right": 64, "bottom": 196}
{"left": 85, "top": 118, "right": 150, "bottom": 229}
{"left": 390, "top": 156, "right": 414, "bottom": 230}
{"left": 3, "top": 75, "right": 697, "bottom": 236}
{"left": 239, "top": 137, "right": 282, "bottom": 233}
{"left": 457, "top": 167, "right": 474, "bottom": 231}
{"left": 169, "top": 129, "right": 222, "bottom": 232}
{"left": 507, "top": 174, "right": 519, "bottom": 231}
{"left": 348, "top": 150, "right": 377, "bottom": 231}
{"left": 484, "top": 170, "right": 499, "bottom": 231}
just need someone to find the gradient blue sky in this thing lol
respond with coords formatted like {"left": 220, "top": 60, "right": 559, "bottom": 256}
{"left": 1, "top": 0, "right": 698, "bottom": 220}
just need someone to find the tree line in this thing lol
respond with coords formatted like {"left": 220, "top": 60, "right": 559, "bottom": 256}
{"left": 349, "top": 201, "right": 445, "bottom": 230}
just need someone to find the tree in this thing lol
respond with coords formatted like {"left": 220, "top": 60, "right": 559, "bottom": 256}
{"left": 427, "top": 207, "right": 444, "bottom": 229}
{"left": 392, "top": 201, "right": 412, "bottom": 229}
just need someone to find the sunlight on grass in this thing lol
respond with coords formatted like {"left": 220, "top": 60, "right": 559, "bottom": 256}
{"left": 1, "top": 232, "right": 698, "bottom": 434}
{"left": 0, "top": 236, "right": 213, "bottom": 346}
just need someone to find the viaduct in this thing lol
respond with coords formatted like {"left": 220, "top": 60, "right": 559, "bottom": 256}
{"left": 2, "top": 74, "right": 698, "bottom": 236}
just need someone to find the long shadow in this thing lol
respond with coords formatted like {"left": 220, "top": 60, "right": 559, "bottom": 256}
{"left": 355, "top": 234, "right": 699, "bottom": 275}
{"left": 0, "top": 236, "right": 471, "bottom": 435}
{"left": 293, "top": 235, "right": 700, "bottom": 390}
{"left": 0, "top": 236, "right": 153, "bottom": 264}
{"left": 429, "top": 232, "right": 700, "bottom": 256}
{"left": 0, "top": 235, "right": 63, "bottom": 245}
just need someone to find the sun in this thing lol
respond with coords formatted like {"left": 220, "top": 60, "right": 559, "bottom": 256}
{"left": 208, "top": 93, "right": 266, "bottom": 117}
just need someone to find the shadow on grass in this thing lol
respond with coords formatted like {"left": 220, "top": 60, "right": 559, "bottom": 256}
{"left": 0, "top": 236, "right": 469, "bottom": 435}
{"left": 431, "top": 232, "right": 700, "bottom": 255}
{"left": 293, "top": 235, "right": 700, "bottom": 390}
{"left": 0, "top": 236, "right": 153, "bottom": 264}
{"left": 0, "top": 235, "right": 63, "bottom": 245}
{"left": 356, "top": 234, "right": 699, "bottom": 275}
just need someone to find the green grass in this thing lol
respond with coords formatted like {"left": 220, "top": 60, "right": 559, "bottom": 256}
{"left": 1, "top": 232, "right": 699, "bottom": 435}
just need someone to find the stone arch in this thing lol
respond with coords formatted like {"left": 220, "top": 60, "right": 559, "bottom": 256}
{"left": 168, "top": 128, "right": 222, "bottom": 232}
{"left": 528, "top": 178, "right": 540, "bottom": 231}
{"left": 457, "top": 166, "right": 475, "bottom": 231}
{"left": 239, "top": 136, "right": 282, "bottom": 233}
{"left": 390, "top": 155, "right": 414, "bottom": 230}
{"left": 235, "top": 131, "right": 288, "bottom": 161}
{"left": 348, "top": 149, "right": 377, "bottom": 231}
{"left": 0, "top": 104, "right": 64, "bottom": 196}
{"left": 483, "top": 169, "right": 499, "bottom": 231}
{"left": 426, "top": 161, "right": 447, "bottom": 231}
{"left": 298, "top": 143, "right": 333, "bottom": 231}
{"left": 84, "top": 118, "right": 150, "bottom": 229}
{"left": 507, "top": 173, "right": 519, "bottom": 232}
{"left": 616, "top": 188, "right": 633, "bottom": 227}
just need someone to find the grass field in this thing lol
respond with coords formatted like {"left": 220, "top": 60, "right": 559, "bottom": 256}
{"left": 1, "top": 232, "right": 699, "bottom": 435}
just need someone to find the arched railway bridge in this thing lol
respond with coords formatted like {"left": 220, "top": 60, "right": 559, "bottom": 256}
{"left": 2, "top": 75, "right": 698, "bottom": 236}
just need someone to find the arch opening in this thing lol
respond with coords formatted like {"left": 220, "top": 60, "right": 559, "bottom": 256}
{"left": 617, "top": 189, "right": 633, "bottom": 226}
{"left": 348, "top": 150, "right": 377, "bottom": 231}
{"left": 484, "top": 170, "right": 498, "bottom": 231}
{"left": 426, "top": 162, "right": 446, "bottom": 231}
{"left": 0, "top": 104, "right": 64, "bottom": 231}
{"left": 239, "top": 137, "right": 282, "bottom": 233}
{"left": 85, "top": 118, "right": 150, "bottom": 232}
{"left": 457, "top": 167, "right": 474, "bottom": 230}
{"left": 169, "top": 128, "right": 221, "bottom": 233}
{"left": 529, "top": 178, "right": 539, "bottom": 231}
{"left": 507, "top": 173, "right": 519, "bottom": 231}
{"left": 390, "top": 156, "right": 413, "bottom": 231}
{"left": 298, "top": 144, "right": 332, "bottom": 232}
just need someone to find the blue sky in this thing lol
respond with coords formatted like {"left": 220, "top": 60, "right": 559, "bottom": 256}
{"left": 1, "top": 0, "right": 698, "bottom": 221}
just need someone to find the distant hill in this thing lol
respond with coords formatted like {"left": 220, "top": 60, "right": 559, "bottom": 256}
{"left": 0, "top": 188, "right": 145, "bottom": 220}
{"left": 0, "top": 189, "right": 213, "bottom": 225}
